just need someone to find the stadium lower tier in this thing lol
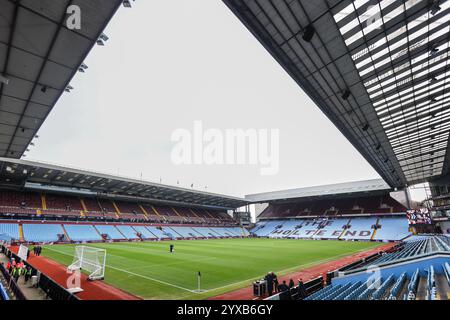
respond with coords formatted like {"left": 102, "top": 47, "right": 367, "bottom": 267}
{"left": 252, "top": 216, "right": 411, "bottom": 241}
{"left": 0, "top": 221, "right": 249, "bottom": 243}
{"left": 303, "top": 235, "right": 450, "bottom": 300}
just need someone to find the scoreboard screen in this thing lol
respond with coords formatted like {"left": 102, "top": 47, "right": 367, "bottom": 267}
{"left": 406, "top": 208, "right": 432, "bottom": 225}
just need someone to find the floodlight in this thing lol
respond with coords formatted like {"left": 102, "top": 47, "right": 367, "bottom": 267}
{"left": 302, "top": 25, "right": 315, "bottom": 42}
{"left": 0, "top": 74, "right": 10, "bottom": 85}
{"left": 341, "top": 90, "right": 351, "bottom": 100}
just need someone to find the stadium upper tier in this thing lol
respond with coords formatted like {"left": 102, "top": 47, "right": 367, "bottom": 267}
{"left": 0, "top": 190, "right": 237, "bottom": 226}
{"left": 259, "top": 194, "right": 406, "bottom": 218}
{"left": 0, "top": 158, "right": 248, "bottom": 209}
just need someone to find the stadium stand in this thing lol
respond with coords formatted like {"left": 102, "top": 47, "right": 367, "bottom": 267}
{"left": 252, "top": 215, "right": 412, "bottom": 241}
{"left": 0, "top": 190, "right": 237, "bottom": 227}
{"left": 190, "top": 227, "right": 210, "bottom": 237}
{"left": 258, "top": 194, "right": 405, "bottom": 219}
{"left": 0, "top": 282, "right": 9, "bottom": 301}
{"left": 311, "top": 219, "right": 346, "bottom": 239}
{"left": 22, "top": 224, "right": 64, "bottom": 243}
{"left": 373, "top": 217, "right": 411, "bottom": 241}
{"left": 64, "top": 225, "right": 102, "bottom": 242}
{"left": 302, "top": 236, "right": 450, "bottom": 300}
{"left": 132, "top": 226, "right": 158, "bottom": 239}
{"left": 340, "top": 217, "right": 377, "bottom": 240}
{"left": 115, "top": 225, "right": 139, "bottom": 239}
{"left": 368, "top": 236, "right": 450, "bottom": 266}
{"left": 0, "top": 223, "right": 19, "bottom": 241}
{"left": 94, "top": 225, "right": 125, "bottom": 240}
{"left": 145, "top": 226, "right": 171, "bottom": 239}
{"left": 169, "top": 226, "right": 199, "bottom": 239}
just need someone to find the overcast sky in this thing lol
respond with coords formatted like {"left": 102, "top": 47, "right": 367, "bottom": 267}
{"left": 26, "top": 0, "right": 398, "bottom": 200}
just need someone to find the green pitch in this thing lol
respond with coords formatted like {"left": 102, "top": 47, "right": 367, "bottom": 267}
{"left": 42, "top": 238, "right": 380, "bottom": 299}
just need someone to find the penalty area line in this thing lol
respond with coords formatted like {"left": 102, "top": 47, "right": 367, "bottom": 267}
{"left": 44, "top": 246, "right": 198, "bottom": 294}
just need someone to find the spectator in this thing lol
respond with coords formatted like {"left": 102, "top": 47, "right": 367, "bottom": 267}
{"left": 264, "top": 272, "right": 274, "bottom": 296}
{"left": 272, "top": 272, "right": 279, "bottom": 293}
{"left": 289, "top": 279, "right": 295, "bottom": 289}
{"left": 12, "top": 266, "right": 20, "bottom": 283}
{"left": 279, "top": 280, "right": 289, "bottom": 292}
{"left": 24, "top": 266, "right": 32, "bottom": 283}
{"left": 297, "top": 278, "right": 307, "bottom": 299}
{"left": 278, "top": 280, "right": 291, "bottom": 300}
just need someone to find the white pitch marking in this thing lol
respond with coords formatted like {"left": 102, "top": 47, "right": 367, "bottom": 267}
{"left": 44, "top": 246, "right": 198, "bottom": 293}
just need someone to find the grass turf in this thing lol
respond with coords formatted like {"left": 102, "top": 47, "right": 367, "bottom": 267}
{"left": 42, "top": 238, "right": 381, "bottom": 299}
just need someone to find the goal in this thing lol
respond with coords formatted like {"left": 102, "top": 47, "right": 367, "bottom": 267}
{"left": 68, "top": 246, "right": 106, "bottom": 280}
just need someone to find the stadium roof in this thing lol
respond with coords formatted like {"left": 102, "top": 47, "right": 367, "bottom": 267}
{"left": 0, "top": 157, "right": 249, "bottom": 209}
{"left": 0, "top": 0, "right": 123, "bottom": 159}
{"left": 245, "top": 178, "right": 391, "bottom": 202}
{"left": 224, "top": 0, "right": 450, "bottom": 188}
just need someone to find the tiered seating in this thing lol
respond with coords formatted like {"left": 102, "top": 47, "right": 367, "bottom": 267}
{"left": 443, "top": 262, "right": 450, "bottom": 285}
{"left": 1, "top": 222, "right": 248, "bottom": 243}
{"left": 153, "top": 205, "right": 178, "bottom": 217}
{"left": 370, "top": 236, "right": 450, "bottom": 266}
{"left": 45, "top": 194, "right": 83, "bottom": 213}
{"left": 64, "top": 225, "right": 102, "bottom": 241}
{"left": 0, "top": 190, "right": 240, "bottom": 228}
{"left": 0, "top": 190, "right": 41, "bottom": 209}
{"left": 115, "top": 225, "right": 138, "bottom": 239}
{"left": 22, "top": 223, "right": 63, "bottom": 242}
{"left": 210, "top": 227, "right": 239, "bottom": 237}
{"left": 169, "top": 226, "right": 198, "bottom": 238}
{"left": 311, "top": 219, "right": 346, "bottom": 239}
{"left": 259, "top": 194, "right": 406, "bottom": 219}
{"left": 387, "top": 272, "right": 407, "bottom": 299}
{"left": 98, "top": 199, "right": 117, "bottom": 218}
{"left": 191, "top": 208, "right": 213, "bottom": 220}
{"left": 41, "top": 194, "right": 83, "bottom": 218}
{"left": 146, "top": 226, "right": 172, "bottom": 239}
{"left": 254, "top": 216, "right": 411, "bottom": 241}
{"left": 306, "top": 262, "right": 449, "bottom": 300}
{"left": 140, "top": 205, "right": 164, "bottom": 222}
{"left": 153, "top": 205, "right": 187, "bottom": 223}
{"left": 133, "top": 226, "right": 158, "bottom": 239}
{"left": 116, "top": 201, "right": 147, "bottom": 221}
{"left": 426, "top": 265, "right": 437, "bottom": 300}
{"left": 373, "top": 217, "right": 411, "bottom": 240}
{"left": 192, "top": 227, "right": 215, "bottom": 237}
{"left": 340, "top": 217, "right": 377, "bottom": 240}
{"left": 0, "top": 223, "right": 19, "bottom": 240}
{"left": 174, "top": 207, "right": 196, "bottom": 218}
{"left": 406, "top": 269, "right": 420, "bottom": 300}
{"left": 252, "top": 220, "right": 286, "bottom": 237}
{"left": 94, "top": 225, "right": 125, "bottom": 240}
{"left": 82, "top": 198, "right": 105, "bottom": 218}
{"left": 371, "top": 275, "right": 395, "bottom": 300}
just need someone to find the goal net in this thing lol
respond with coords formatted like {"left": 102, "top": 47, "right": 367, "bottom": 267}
{"left": 68, "top": 246, "right": 106, "bottom": 280}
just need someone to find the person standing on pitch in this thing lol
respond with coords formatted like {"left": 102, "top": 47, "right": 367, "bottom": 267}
{"left": 169, "top": 244, "right": 174, "bottom": 253}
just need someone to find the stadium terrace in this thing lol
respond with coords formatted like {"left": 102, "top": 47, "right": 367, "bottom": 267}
{"left": 0, "top": 0, "right": 449, "bottom": 304}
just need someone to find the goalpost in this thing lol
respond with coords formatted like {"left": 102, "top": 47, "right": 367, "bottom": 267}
{"left": 68, "top": 246, "right": 106, "bottom": 281}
